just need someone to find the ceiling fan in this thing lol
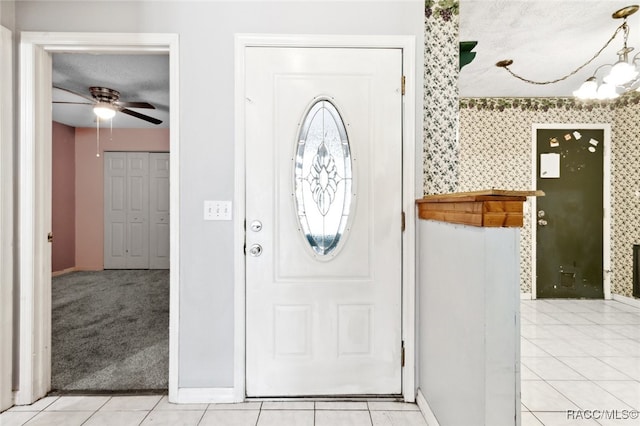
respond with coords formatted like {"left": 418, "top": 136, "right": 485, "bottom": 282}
{"left": 53, "top": 86, "right": 163, "bottom": 125}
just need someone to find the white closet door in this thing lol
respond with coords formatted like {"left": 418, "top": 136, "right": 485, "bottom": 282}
{"left": 125, "top": 153, "right": 150, "bottom": 268}
{"left": 104, "top": 152, "right": 128, "bottom": 269}
{"left": 104, "top": 152, "right": 150, "bottom": 269}
{"left": 149, "top": 153, "right": 170, "bottom": 269}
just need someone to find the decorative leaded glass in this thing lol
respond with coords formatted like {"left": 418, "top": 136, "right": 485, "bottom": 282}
{"left": 294, "top": 98, "right": 353, "bottom": 256}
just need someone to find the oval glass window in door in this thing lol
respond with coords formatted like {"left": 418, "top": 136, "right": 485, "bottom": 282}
{"left": 294, "top": 98, "right": 353, "bottom": 256}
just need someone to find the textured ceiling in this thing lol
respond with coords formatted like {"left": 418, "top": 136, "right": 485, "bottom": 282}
{"left": 51, "top": 1, "right": 639, "bottom": 127}
{"left": 52, "top": 53, "right": 169, "bottom": 129}
{"left": 459, "top": 0, "right": 640, "bottom": 98}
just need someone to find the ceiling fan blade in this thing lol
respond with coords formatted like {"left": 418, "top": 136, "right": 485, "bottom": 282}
{"left": 53, "top": 85, "right": 95, "bottom": 103}
{"left": 52, "top": 101, "right": 93, "bottom": 105}
{"left": 119, "top": 108, "right": 163, "bottom": 125}
{"left": 114, "top": 101, "right": 156, "bottom": 109}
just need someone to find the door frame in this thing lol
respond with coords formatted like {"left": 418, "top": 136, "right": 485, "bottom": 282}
{"left": 17, "top": 32, "right": 180, "bottom": 405}
{"left": 530, "top": 123, "right": 611, "bottom": 300}
{"left": 234, "top": 34, "right": 417, "bottom": 402}
{"left": 0, "top": 24, "right": 14, "bottom": 412}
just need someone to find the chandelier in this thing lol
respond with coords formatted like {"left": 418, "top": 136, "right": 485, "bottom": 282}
{"left": 496, "top": 5, "right": 640, "bottom": 100}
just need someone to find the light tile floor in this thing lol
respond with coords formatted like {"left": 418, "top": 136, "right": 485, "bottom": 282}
{"left": 0, "top": 397, "right": 428, "bottom": 426}
{"left": 3, "top": 299, "right": 639, "bottom": 425}
{"left": 521, "top": 299, "right": 640, "bottom": 425}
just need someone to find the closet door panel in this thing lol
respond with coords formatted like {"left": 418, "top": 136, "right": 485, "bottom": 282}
{"left": 149, "top": 153, "right": 170, "bottom": 269}
{"left": 104, "top": 153, "right": 128, "bottom": 269}
{"left": 125, "top": 153, "right": 149, "bottom": 269}
{"left": 104, "top": 152, "right": 152, "bottom": 269}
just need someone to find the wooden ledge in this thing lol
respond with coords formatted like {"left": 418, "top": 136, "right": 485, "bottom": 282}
{"left": 416, "top": 189, "right": 544, "bottom": 228}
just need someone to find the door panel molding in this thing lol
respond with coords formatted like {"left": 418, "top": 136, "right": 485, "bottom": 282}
{"left": 531, "top": 123, "right": 611, "bottom": 300}
{"left": 234, "top": 34, "right": 416, "bottom": 402}
{"left": 17, "top": 32, "right": 179, "bottom": 405}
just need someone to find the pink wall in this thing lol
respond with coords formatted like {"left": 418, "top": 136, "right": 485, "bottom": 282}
{"left": 52, "top": 122, "right": 76, "bottom": 272}
{"left": 75, "top": 127, "right": 170, "bottom": 270}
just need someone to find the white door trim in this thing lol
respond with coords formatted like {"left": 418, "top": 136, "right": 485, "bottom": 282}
{"left": 0, "top": 24, "right": 14, "bottom": 412}
{"left": 234, "top": 34, "right": 416, "bottom": 402}
{"left": 17, "top": 32, "right": 180, "bottom": 405}
{"left": 530, "top": 123, "right": 612, "bottom": 300}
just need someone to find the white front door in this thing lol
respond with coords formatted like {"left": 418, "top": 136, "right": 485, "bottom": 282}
{"left": 245, "top": 47, "right": 403, "bottom": 396}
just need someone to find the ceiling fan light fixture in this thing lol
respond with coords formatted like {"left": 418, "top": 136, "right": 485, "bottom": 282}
{"left": 93, "top": 102, "right": 116, "bottom": 120}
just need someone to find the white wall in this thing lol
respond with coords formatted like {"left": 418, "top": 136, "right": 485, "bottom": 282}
{"left": 14, "top": 0, "right": 423, "bottom": 390}
{"left": 417, "top": 220, "right": 520, "bottom": 425}
{"left": 0, "top": 0, "right": 15, "bottom": 30}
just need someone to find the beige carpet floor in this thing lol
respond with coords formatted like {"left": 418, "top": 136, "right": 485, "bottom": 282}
{"left": 51, "top": 270, "right": 169, "bottom": 391}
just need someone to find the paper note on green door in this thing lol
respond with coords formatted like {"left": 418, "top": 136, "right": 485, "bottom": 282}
{"left": 540, "top": 153, "right": 560, "bottom": 178}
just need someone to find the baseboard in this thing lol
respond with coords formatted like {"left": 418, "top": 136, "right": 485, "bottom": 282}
{"left": 174, "top": 387, "right": 238, "bottom": 404}
{"left": 52, "top": 267, "right": 77, "bottom": 277}
{"left": 74, "top": 266, "right": 104, "bottom": 272}
{"left": 52, "top": 266, "right": 103, "bottom": 276}
{"left": 520, "top": 292, "right": 532, "bottom": 300}
{"left": 612, "top": 293, "right": 640, "bottom": 309}
{"left": 416, "top": 388, "right": 440, "bottom": 426}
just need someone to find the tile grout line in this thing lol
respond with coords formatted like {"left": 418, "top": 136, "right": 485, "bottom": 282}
{"left": 76, "top": 396, "right": 112, "bottom": 426}
{"left": 366, "top": 401, "right": 374, "bottom": 426}
{"left": 254, "top": 401, "right": 262, "bottom": 426}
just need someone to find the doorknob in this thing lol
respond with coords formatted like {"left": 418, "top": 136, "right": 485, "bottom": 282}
{"left": 537, "top": 219, "right": 548, "bottom": 226}
{"left": 249, "top": 244, "right": 263, "bottom": 257}
{"left": 537, "top": 210, "right": 545, "bottom": 218}
{"left": 250, "top": 220, "right": 263, "bottom": 232}
{"left": 47, "top": 232, "right": 54, "bottom": 243}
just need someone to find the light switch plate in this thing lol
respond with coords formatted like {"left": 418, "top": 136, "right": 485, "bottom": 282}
{"left": 204, "top": 200, "right": 232, "bottom": 221}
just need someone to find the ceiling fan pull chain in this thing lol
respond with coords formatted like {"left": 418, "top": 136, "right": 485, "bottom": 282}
{"left": 96, "top": 118, "right": 101, "bottom": 158}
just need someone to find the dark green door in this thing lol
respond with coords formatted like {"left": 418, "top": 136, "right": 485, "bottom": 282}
{"left": 536, "top": 127, "right": 604, "bottom": 298}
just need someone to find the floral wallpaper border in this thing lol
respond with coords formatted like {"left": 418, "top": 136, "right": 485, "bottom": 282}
{"left": 425, "top": 0, "right": 459, "bottom": 21}
{"left": 460, "top": 93, "right": 640, "bottom": 112}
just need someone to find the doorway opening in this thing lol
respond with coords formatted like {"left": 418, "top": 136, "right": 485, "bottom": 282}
{"left": 18, "top": 32, "right": 179, "bottom": 405}
{"left": 50, "top": 53, "right": 171, "bottom": 392}
{"left": 234, "top": 34, "right": 417, "bottom": 402}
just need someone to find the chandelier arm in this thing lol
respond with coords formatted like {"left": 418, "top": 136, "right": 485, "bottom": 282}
{"left": 499, "top": 24, "right": 625, "bottom": 85}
